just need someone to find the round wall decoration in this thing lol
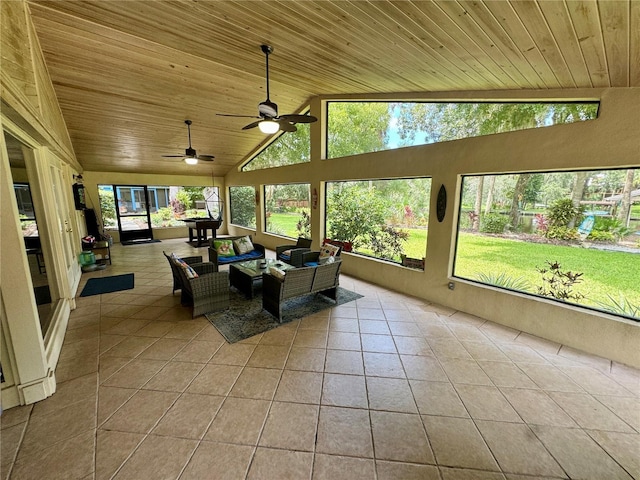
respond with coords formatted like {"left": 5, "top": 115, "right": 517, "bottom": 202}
{"left": 436, "top": 184, "right": 447, "bottom": 222}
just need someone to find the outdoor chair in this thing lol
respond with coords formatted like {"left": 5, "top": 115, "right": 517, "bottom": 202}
{"left": 276, "top": 237, "right": 312, "bottom": 267}
{"left": 163, "top": 251, "right": 207, "bottom": 294}
{"left": 301, "top": 244, "right": 343, "bottom": 267}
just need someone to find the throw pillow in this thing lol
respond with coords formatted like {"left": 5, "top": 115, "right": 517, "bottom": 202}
{"left": 269, "top": 266, "right": 286, "bottom": 280}
{"left": 281, "top": 249, "right": 292, "bottom": 257}
{"left": 319, "top": 243, "right": 340, "bottom": 260}
{"left": 233, "top": 235, "right": 254, "bottom": 255}
{"left": 213, "top": 239, "right": 236, "bottom": 257}
{"left": 182, "top": 263, "right": 199, "bottom": 279}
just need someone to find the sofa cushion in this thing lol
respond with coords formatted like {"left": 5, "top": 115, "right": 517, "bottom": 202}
{"left": 269, "top": 266, "right": 286, "bottom": 280}
{"left": 217, "top": 250, "right": 263, "bottom": 264}
{"left": 233, "top": 235, "right": 254, "bottom": 255}
{"left": 213, "top": 239, "right": 236, "bottom": 257}
{"left": 171, "top": 254, "right": 199, "bottom": 278}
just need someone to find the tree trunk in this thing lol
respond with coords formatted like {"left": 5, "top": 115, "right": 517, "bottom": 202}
{"left": 568, "top": 171, "right": 588, "bottom": 228}
{"left": 617, "top": 169, "right": 635, "bottom": 227}
{"left": 509, "top": 174, "right": 530, "bottom": 230}
{"left": 484, "top": 176, "right": 496, "bottom": 215}
{"left": 473, "top": 176, "right": 484, "bottom": 231}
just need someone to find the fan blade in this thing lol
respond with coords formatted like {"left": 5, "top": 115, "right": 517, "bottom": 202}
{"left": 242, "top": 121, "right": 262, "bottom": 130}
{"left": 162, "top": 155, "right": 184, "bottom": 158}
{"left": 277, "top": 121, "right": 297, "bottom": 132}
{"left": 217, "top": 113, "right": 261, "bottom": 119}
{"left": 197, "top": 155, "right": 215, "bottom": 161}
{"left": 278, "top": 114, "right": 318, "bottom": 124}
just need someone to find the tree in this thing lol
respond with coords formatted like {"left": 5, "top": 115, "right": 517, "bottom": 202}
{"left": 617, "top": 169, "right": 635, "bottom": 226}
{"left": 484, "top": 176, "right": 496, "bottom": 214}
{"left": 229, "top": 186, "right": 256, "bottom": 227}
{"left": 509, "top": 174, "right": 531, "bottom": 230}
{"left": 473, "top": 176, "right": 484, "bottom": 231}
{"left": 327, "top": 103, "right": 390, "bottom": 157}
{"left": 243, "top": 123, "right": 310, "bottom": 171}
{"left": 568, "top": 171, "right": 589, "bottom": 228}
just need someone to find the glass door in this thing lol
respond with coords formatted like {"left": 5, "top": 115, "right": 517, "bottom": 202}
{"left": 114, "top": 185, "right": 153, "bottom": 242}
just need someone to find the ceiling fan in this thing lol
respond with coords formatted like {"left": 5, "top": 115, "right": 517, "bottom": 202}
{"left": 217, "top": 45, "right": 317, "bottom": 134}
{"left": 162, "top": 120, "right": 215, "bottom": 165}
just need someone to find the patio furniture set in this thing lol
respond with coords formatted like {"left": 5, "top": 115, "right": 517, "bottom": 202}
{"left": 164, "top": 236, "right": 344, "bottom": 321}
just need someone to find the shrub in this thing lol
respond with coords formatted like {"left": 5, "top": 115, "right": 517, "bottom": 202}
{"left": 536, "top": 261, "right": 584, "bottom": 302}
{"left": 587, "top": 230, "right": 615, "bottom": 242}
{"left": 296, "top": 210, "right": 311, "bottom": 238}
{"left": 592, "top": 217, "right": 632, "bottom": 240}
{"left": 547, "top": 198, "right": 583, "bottom": 227}
{"left": 534, "top": 213, "right": 548, "bottom": 234}
{"left": 480, "top": 214, "right": 509, "bottom": 234}
{"left": 369, "top": 225, "right": 409, "bottom": 261}
{"left": 545, "top": 226, "right": 580, "bottom": 240}
{"left": 475, "top": 272, "right": 530, "bottom": 291}
{"left": 593, "top": 294, "right": 640, "bottom": 319}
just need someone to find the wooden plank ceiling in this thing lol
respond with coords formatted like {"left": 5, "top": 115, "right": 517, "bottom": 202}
{"left": 27, "top": 0, "right": 639, "bottom": 176}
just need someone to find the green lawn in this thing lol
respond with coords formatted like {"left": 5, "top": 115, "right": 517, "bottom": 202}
{"left": 267, "top": 213, "right": 304, "bottom": 239}
{"left": 454, "top": 232, "right": 640, "bottom": 314}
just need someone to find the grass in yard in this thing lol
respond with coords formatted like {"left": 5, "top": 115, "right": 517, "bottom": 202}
{"left": 267, "top": 213, "right": 304, "bottom": 239}
{"left": 454, "top": 232, "right": 640, "bottom": 317}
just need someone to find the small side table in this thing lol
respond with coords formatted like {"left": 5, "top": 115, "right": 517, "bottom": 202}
{"left": 91, "top": 241, "right": 112, "bottom": 265}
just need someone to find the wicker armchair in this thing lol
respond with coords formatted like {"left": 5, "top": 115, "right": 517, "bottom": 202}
{"left": 276, "top": 237, "right": 312, "bottom": 267}
{"left": 301, "top": 245, "right": 343, "bottom": 267}
{"left": 165, "top": 252, "right": 230, "bottom": 318}
{"left": 163, "top": 251, "right": 206, "bottom": 294}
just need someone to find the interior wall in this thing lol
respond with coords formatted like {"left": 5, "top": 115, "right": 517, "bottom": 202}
{"left": 225, "top": 87, "right": 640, "bottom": 368}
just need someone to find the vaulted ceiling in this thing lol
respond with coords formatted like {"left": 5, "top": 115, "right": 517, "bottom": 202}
{"left": 27, "top": 1, "right": 639, "bottom": 177}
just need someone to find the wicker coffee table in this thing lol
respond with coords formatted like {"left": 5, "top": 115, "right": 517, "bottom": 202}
{"left": 229, "top": 259, "right": 294, "bottom": 298}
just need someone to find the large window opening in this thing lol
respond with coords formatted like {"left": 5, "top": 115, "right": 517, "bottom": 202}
{"left": 327, "top": 101, "right": 599, "bottom": 159}
{"left": 229, "top": 186, "right": 257, "bottom": 228}
{"left": 242, "top": 119, "right": 310, "bottom": 171}
{"left": 453, "top": 169, "right": 640, "bottom": 321}
{"left": 264, "top": 183, "right": 310, "bottom": 239}
{"left": 325, "top": 178, "right": 431, "bottom": 265}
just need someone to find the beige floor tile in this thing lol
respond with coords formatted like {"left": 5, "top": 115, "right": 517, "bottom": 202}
{"left": 559, "top": 365, "right": 634, "bottom": 396}
{"left": 275, "top": 370, "right": 323, "bottom": 404}
{"left": 316, "top": 406, "right": 373, "bottom": 457}
{"left": 101, "top": 358, "right": 167, "bottom": 388}
{"left": 175, "top": 340, "right": 220, "bottom": 363}
{"left": 461, "top": 342, "right": 512, "bottom": 362}
{"left": 517, "top": 363, "right": 584, "bottom": 392}
{"left": 152, "top": 393, "right": 223, "bottom": 439}
{"left": 358, "top": 308, "right": 386, "bottom": 320}
{"left": 367, "top": 377, "right": 417, "bottom": 413}
{"left": 10, "top": 430, "right": 94, "bottom": 480}
{"left": 112, "top": 434, "right": 197, "bottom": 480}
{"left": 0, "top": 423, "right": 26, "bottom": 467}
{"left": 359, "top": 320, "right": 391, "bottom": 334}
{"left": 142, "top": 360, "right": 205, "bottom": 392}
{"left": 423, "top": 415, "right": 499, "bottom": 470}
{"left": 439, "top": 467, "right": 506, "bottom": 479}
{"left": 515, "top": 332, "right": 561, "bottom": 356}
{"left": 55, "top": 355, "right": 99, "bottom": 383}
{"left": 101, "top": 390, "right": 179, "bottom": 433}
{"left": 410, "top": 380, "right": 469, "bottom": 417}
{"left": 325, "top": 349, "right": 364, "bottom": 375}
{"left": 99, "top": 334, "right": 127, "bottom": 354}
{"left": 500, "top": 387, "right": 578, "bottom": 427}
{"left": 370, "top": 411, "right": 434, "bottom": 463}
{"left": 322, "top": 373, "right": 368, "bottom": 408}
{"left": 419, "top": 323, "right": 456, "bottom": 339}
{"left": 194, "top": 325, "right": 227, "bottom": 343}
{"left": 137, "top": 337, "right": 189, "bottom": 360}
{"left": 204, "top": 397, "right": 270, "bottom": 445}
{"left": 163, "top": 320, "right": 208, "bottom": 340}
{"left": 401, "top": 355, "right": 448, "bottom": 381}
{"left": 209, "top": 342, "right": 256, "bottom": 368}
{"left": 294, "top": 329, "right": 328, "bottom": 348}
{"left": 285, "top": 347, "right": 326, "bottom": 372}
{"left": 376, "top": 461, "right": 440, "bottom": 480}
{"left": 247, "top": 344, "right": 290, "bottom": 369}
{"left": 429, "top": 338, "right": 474, "bottom": 359}
{"left": 440, "top": 358, "right": 494, "bottom": 386}
{"left": 363, "top": 352, "right": 405, "bottom": 378}
{"left": 497, "top": 344, "right": 548, "bottom": 364}
{"left": 229, "top": 367, "right": 282, "bottom": 400}
{"left": 312, "top": 454, "right": 375, "bottom": 480}
{"left": 587, "top": 430, "right": 640, "bottom": 478}
{"left": 456, "top": 384, "right": 522, "bottom": 422}
{"left": 97, "top": 386, "right": 137, "bottom": 425}
{"left": 361, "top": 334, "right": 397, "bottom": 353}
{"left": 475, "top": 421, "right": 564, "bottom": 477}
{"left": 388, "top": 322, "right": 422, "bottom": 337}
{"left": 594, "top": 395, "right": 640, "bottom": 431}
{"left": 186, "top": 363, "right": 242, "bottom": 396}
{"left": 18, "top": 396, "right": 96, "bottom": 458}
{"left": 297, "top": 315, "right": 330, "bottom": 331}
{"left": 478, "top": 361, "right": 538, "bottom": 388}
{"left": 259, "top": 401, "right": 319, "bottom": 451}
{"left": 260, "top": 323, "right": 298, "bottom": 343}
{"left": 31, "top": 373, "right": 97, "bottom": 418}
{"left": 532, "top": 425, "right": 634, "bottom": 479}
{"left": 64, "top": 324, "right": 101, "bottom": 344}
{"left": 549, "top": 391, "right": 635, "bottom": 432}
{"left": 448, "top": 324, "right": 491, "bottom": 343}
{"left": 180, "top": 441, "right": 254, "bottom": 480}
{"left": 394, "top": 336, "right": 432, "bottom": 356}
{"left": 95, "top": 430, "right": 144, "bottom": 480}
{"left": 128, "top": 307, "right": 172, "bottom": 322}
{"left": 331, "top": 306, "right": 359, "bottom": 320}
{"left": 327, "top": 331, "right": 362, "bottom": 350}
{"left": 329, "top": 317, "right": 360, "bottom": 332}
{"left": 479, "top": 323, "right": 520, "bottom": 343}
{"left": 0, "top": 404, "right": 32, "bottom": 430}
{"left": 247, "top": 447, "right": 313, "bottom": 480}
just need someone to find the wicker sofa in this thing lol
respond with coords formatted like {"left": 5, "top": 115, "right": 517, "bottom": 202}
{"left": 165, "top": 252, "right": 230, "bottom": 318}
{"left": 262, "top": 260, "right": 342, "bottom": 322}
{"left": 208, "top": 235, "right": 265, "bottom": 269}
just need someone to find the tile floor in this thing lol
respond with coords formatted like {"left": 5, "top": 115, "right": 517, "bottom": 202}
{"left": 1, "top": 238, "right": 639, "bottom": 480}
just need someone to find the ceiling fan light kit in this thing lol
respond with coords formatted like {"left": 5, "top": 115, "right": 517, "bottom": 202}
{"left": 162, "top": 119, "right": 215, "bottom": 164}
{"left": 216, "top": 45, "right": 318, "bottom": 134}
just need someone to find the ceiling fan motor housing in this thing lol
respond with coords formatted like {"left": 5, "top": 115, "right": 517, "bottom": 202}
{"left": 185, "top": 147, "right": 197, "bottom": 157}
{"left": 259, "top": 100, "right": 278, "bottom": 118}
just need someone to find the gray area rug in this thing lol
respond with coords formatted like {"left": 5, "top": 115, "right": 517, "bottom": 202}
{"left": 206, "top": 287, "right": 363, "bottom": 343}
